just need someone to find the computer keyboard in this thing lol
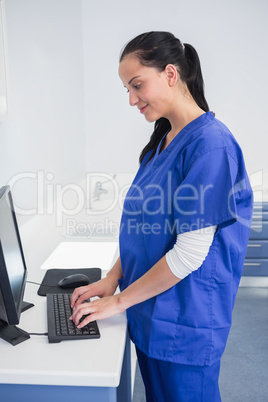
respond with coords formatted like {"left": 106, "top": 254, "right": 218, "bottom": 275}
{"left": 47, "top": 293, "right": 100, "bottom": 343}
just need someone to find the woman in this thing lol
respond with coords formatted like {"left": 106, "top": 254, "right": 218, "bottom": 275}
{"left": 71, "top": 32, "right": 253, "bottom": 401}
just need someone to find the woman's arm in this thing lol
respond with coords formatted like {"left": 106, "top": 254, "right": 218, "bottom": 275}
{"left": 119, "top": 255, "right": 180, "bottom": 309}
{"left": 70, "top": 255, "right": 180, "bottom": 327}
{"left": 118, "top": 226, "right": 217, "bottom": 310}
{"left": 70, "top": 226, "right": 216, "bottom": 327}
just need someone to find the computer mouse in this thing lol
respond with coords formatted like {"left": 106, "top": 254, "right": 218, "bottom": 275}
{"left": 58, "top": 274, "right": 90, "bottom": 289}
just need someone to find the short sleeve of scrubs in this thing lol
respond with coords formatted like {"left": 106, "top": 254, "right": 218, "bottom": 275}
{"left": 174, "top": 146, "right": 238, "bottom": 234}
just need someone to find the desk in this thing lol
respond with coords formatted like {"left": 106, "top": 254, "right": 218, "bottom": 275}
{"left": 0, "top": 242, "right": 131, "bottom": 402}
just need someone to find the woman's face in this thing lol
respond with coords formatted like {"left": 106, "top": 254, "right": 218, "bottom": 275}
{"left": 118, "top": 55, "right": 175, "bottom": 123}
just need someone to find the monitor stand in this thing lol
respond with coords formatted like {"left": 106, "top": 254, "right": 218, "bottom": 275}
{"left": 0, "top": 300, "right": 34, "bottom": 346}
{"left": 22, "top": 300, "right": 34, "bottom": 312}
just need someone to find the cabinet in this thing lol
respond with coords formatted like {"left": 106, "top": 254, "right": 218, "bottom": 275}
{"left": 243, "top": 202, "right": 268, "bottom": 276}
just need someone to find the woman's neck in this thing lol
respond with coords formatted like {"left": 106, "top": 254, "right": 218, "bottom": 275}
{"left": 162, "top": 109, "right": 205, "bottom": 154}
{"left": 169, "top": 105, "right": 205, "bottom": 139}
{"left": 165, "top": 83, "right": 206, "bottom": 140}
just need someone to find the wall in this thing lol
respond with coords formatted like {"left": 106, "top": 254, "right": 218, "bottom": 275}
{"left": 0, "top": 0, "right": 85, "bottom": 213}
{"left": 82, "top": 0, "right": 268, "bottom": 194}
{"left": 0, "top": 0, "right": 86, "bottom": 269}
{"left": 0, "top": 0, "right": 267, "bottom": 268}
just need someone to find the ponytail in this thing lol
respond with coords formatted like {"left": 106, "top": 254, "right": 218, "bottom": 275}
{"left": 183, "top": 44, "right": 209, "bottom": 113}
{"left": 120, "top": 32, "right": 210, "bottom": 165}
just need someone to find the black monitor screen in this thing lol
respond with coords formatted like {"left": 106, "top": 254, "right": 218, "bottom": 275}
{"left": 0, "top": 186, "right": 27, "bottom": 325}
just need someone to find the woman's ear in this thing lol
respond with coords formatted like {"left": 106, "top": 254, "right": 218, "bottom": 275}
{"left": 165, "top": 64, "right": 178, "bottom": 86}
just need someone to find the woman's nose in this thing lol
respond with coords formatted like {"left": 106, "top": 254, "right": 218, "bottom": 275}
{"left": 129, "top": 90, "right": 139, "bottom": 106}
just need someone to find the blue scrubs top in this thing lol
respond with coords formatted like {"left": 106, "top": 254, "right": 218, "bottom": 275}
{"left": 119, "top": 112, "right": 253, "bottom": 366}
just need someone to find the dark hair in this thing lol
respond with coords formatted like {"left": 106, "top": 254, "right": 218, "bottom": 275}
{"left": 120, "top": 31, "right": 210, "bottom": 164}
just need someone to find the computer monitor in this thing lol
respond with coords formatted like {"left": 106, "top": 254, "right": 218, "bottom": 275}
{"left": 0, "top": 185, "right": 33, "bottom": 345}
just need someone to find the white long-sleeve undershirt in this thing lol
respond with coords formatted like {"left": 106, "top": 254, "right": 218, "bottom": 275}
{"left": 165, "top": 225, "right": 217, "bottom": 280}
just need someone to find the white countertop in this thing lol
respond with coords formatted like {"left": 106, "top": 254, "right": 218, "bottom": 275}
{"left": 0, "top": 241, "right": 127, "bottom": 388}
{"left": 40, "top": 241, "right": 119, "bottom": 270}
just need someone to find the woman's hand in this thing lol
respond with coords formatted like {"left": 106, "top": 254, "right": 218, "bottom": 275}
{"left": 70, "top": 276, "right": 119, "bottom": 309}
{"left": 70, "top": 257, "right": 123, "bottom": 328}
{"left": 70, "top": 255, "right": 181, "bottom": 329}
{"left": 70, "top": 294, "right": 125, "bottom": 328}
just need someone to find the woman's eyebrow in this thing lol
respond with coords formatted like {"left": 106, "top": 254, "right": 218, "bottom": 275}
{"left": 128, "top": 75, "right": 141, "bottom": 85}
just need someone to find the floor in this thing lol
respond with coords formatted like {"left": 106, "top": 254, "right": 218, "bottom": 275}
{"left": 132, "top": 287, "right": 268, "bottom": 401}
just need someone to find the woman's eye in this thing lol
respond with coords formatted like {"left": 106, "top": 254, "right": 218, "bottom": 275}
{"left": 125, "top": 84, "right": 141, "bottom": 94}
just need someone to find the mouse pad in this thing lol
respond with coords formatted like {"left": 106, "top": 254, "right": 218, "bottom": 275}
{"left": 37, "top": 268, "right": 102, "bottom": 296}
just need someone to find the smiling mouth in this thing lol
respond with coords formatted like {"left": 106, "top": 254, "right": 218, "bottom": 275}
{"left": 139, "top": 105, "right": 148, "bottom": 114}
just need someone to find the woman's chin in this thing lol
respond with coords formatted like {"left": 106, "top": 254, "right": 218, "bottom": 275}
{"left": 144, "top": 113, "right": 158, "bottom": 123}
